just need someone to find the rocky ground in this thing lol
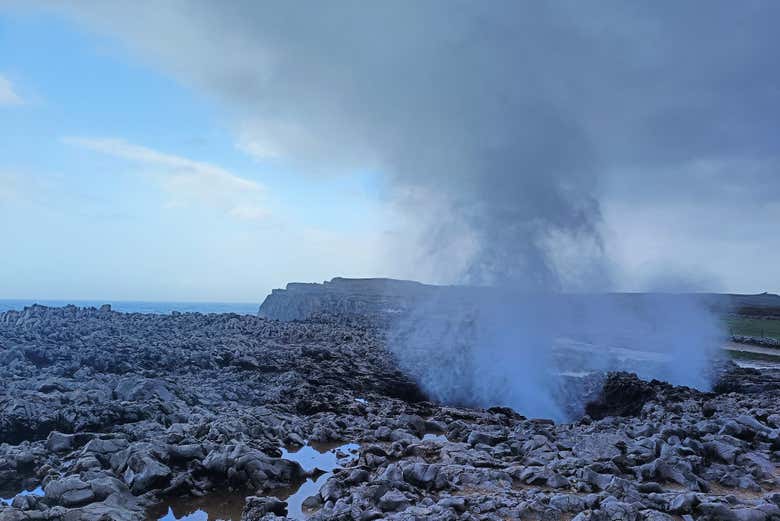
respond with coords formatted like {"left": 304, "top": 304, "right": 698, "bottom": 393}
{"left": 0, "top": 305, "right": 779, "bottom": 521}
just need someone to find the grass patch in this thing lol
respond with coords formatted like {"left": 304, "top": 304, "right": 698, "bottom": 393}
{"left": 728, "top": 350, "right": 780, "bottom": 364}
{"left": 726, "top": 316, "right": 780, "bottom": 340}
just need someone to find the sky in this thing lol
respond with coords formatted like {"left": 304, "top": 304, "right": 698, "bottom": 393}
{"left": 1, "top": 2, "right": 779, "bottom": 301}
{"left": 0, "top": 5, "right": 389, "bottom": 301}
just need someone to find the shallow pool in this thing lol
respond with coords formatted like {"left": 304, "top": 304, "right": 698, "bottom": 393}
{"left": 0, "top": 486, "right": 44, "bottom": 506}
{"left": 270, "top": 442, "right": 360, "bottom": 519}
{"left": 149, "top": 442, "right": 360, "bottom": 521}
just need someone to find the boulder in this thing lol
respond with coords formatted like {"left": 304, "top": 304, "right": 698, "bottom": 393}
{"left": 241, "top": 496, "right": 288, "bottom": 520}
{"left": 44, "top": 476, "right": 95, "bottom": 507}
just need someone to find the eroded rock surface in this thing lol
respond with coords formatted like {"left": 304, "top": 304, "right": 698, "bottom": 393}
{"left": 0, "top": 304, "right": 778, "bottom": 521}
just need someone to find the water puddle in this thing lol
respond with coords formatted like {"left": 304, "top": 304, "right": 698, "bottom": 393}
{"left": 0, "top": 486, "right": 44, "bottom": 506}
{"left": 271, "top": 442, "right": 360, "bottom": 519}
{"left": 148, "top": 442, "right": 359, "bottom": 521}
{"left": 148, "top": 491, "right": 245, "bottom": 521}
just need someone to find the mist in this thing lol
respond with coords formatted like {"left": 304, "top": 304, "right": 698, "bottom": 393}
{"left": 388, "top": 289, "right": 723, "bottom": 421}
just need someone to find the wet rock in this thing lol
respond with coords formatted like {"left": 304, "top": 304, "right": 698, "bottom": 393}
{"left": 121, "top": 451, "right": 171, "bottom": 494}
{"left": 202, "top": 443, "right": 305, "bottom": 488}
{"left": 88, "top": 476, "right": 129, "bottom": 501}
{"left": 83, "top": 438, "right": 130, "bottom": 465}
{"left": 302, "top": 494, "right": 323, "bottom": 510}
{"left": 241, "top": 496, "right": 288, "bottom": 520}
{"left": 585, "top": 372, "right": 657, "bottom": 419}
{"left": 43, "top": 476, "right": 95, "bottom": 507}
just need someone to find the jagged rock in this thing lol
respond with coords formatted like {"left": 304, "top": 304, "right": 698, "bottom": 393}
{"left": 241, "top": 496, "right": 288, "bottom": 520}
{"left": 0, "top": 304, "right": 777, "bottom": 521}
{"left": 467, "top": 430, "right": 504, "bottom": 446}
{"left": 378, "top": 490, "right": 410, "bottom": 512}
{"left": 550, "top": 494, "right": 587, "bottom": 512}
{"left": 121, "top": 451, "right": 171, "bottom": 494}
{"left": 668, "top": 493, "right": 699, "bottom": 514}
{"left": 704, "top": 439, "right": 741, "bottom": 464}
{"left": 585, "top": 373, "right": 658, "bottom": 419}
{"left": 114, "top": 378, "right": 174, "bottom": 402}
{"left": 46, "top": 432, "right": 76, "bottom": 453}
{"left": 43, "top": 476, "right": 95, "bottom": 507}
{"left": 202, "top": 444, "right": 305, "bottom": 488}
{"left": 641, "top": 510, "right": 675, "bottom": 521}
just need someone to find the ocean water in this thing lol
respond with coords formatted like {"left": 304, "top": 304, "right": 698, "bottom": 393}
{"left": 0, "top": 299, "right": 259, "bottom": 315}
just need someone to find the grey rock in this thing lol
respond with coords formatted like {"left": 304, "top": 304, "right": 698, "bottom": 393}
{"left": 46, "top": 432, "right": 75, "bottom": 453}
{"left": 122, "top": 452, "right": 171, "bottom": 494}
{"left": 114, "top": 377, "right": 174, "bottom": 402}
{"left": 599, "top": 500, "right": 640, "bottom": 521}
{"left": 467, "top": 431, "right": 503, "bottom": 447}
{"left": 668, "top": 493, "right": 699, "bottom": 514}
{"left": 378, "top": 490, "right": 410, "bottom": 512}
{"left": 241, "top": 496, "right": 288, "bottom": 520}
{"left": 43, "top": 476, "right": 95, "bottom": 507}
{"left": 1, "top": 303, "right": 778, "bottom": 521}
{"left": 641, "top": 510, "right": 675, "bottom": 521}
{"left": 550, "top": 494, "right": 586, "bottom": 512}
{"left": 438, "top": 496, "right": 467, "bottom": 513}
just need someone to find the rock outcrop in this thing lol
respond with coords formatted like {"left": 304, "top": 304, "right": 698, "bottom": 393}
{"left": 258, "top": 277, "right": 437, "bottom": 321}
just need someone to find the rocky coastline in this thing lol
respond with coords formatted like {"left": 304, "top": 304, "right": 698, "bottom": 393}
{"left": 0, "top": 304, "right": 778, "bottom": 521}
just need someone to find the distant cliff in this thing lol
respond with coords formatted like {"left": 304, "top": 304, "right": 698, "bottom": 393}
{"left": 258, "top": 277, "right": 780, "bottom": 322}
{"left": 257, "top": 277, "right": 438, "bottom": 321}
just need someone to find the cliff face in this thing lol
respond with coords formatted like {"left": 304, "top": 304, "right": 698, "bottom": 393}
{"left": 257, "top": 277, "right": 436, "bottom": 321}
{"left": 259, "top": 278, "right": 780, "bottom": 323}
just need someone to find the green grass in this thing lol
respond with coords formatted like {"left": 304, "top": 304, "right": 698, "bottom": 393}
{"left": 726, "top": 317, "right": 780, "bottom": 340}
{"left": 728, "top": 350, "right": 780, "bottom": 363}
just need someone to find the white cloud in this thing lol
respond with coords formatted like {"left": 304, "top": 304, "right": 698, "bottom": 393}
{"left": 0, "top": 75, "right": 23, "bottom": 106}
{"left": 236, "top": 130, "right": 283, "bottom": 161}
{"left": 0, "top": 171, "right": 22, "bottom": 201}
{"left": 62, "top": 137, "right": 269, "bottom": 220}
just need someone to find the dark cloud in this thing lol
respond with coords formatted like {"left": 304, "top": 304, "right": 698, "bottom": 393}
{"left": 47, "top": 0, "right": 780, "bottom": 291}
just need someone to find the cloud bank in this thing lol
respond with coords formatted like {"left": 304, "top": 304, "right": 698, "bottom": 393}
{"left": 40, "top": 0, "right": 780, "bottom": 291}
{"left": 64, "top": 137, "right": 268, "bottom": 220}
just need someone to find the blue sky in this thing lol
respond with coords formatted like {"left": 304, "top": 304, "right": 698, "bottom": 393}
{"left": 3, "top": 2, "right": 779, "bottom": 299}
{"left": 0, "top": 8, "right": 390, "bottom": 301}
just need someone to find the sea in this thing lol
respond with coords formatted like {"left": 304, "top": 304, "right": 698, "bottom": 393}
{"left": 0, "top": 299, "right": 259, "bottom": 315}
